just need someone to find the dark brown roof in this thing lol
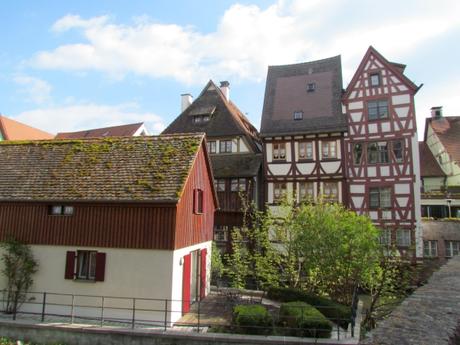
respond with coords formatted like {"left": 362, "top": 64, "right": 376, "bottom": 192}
{"left": 162, "top": 80, "right": 261, "bottom": 152}
{"left": 260, "top": 55, "right": 346, "bottom": 136}
{"left": 210, "top": 153, "right": 262, "bottom": 178}
{"left": 0, "top": 115, "right": 53, "bottom": 140}
{"left": 55, "top": 122, "right": 145, "bottom": 139}
{"left": 427, "top": 116, "right": 460, "bottom": 164}
{"left": 419, "top": 142, "right": 445, "bottom": 177}
{"left": 0, "top": 134, "right": 205, "bottom": 202}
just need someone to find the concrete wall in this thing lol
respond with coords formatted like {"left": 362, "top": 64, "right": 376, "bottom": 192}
{"left": 422, "top": 220, "right": 460, "bottom": 259}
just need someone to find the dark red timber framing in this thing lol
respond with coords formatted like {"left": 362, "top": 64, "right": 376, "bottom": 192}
{"left": 342, "top": 46, "right": 421, "bottom": 256}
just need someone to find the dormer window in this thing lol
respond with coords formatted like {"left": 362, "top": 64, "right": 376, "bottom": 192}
{"left": 293, "top": 111, "right": 303, "bottom": 120}
{"left": 193, "top": 116, "right": 202, "bottom": 124}
{"left": 370, "top": 73, "right": 381, "bottom": 87}
{"left": 307, "top": 83, "right": 316, "bottom": 92}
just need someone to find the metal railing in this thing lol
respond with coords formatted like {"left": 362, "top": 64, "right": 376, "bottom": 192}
{"left": 0, "top": 289, "right": 357, "bottom": 339}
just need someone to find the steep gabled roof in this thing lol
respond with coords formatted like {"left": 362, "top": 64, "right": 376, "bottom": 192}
{"left": 0, "top": 115, "right": 53, "bottom": 140}
{"left": 343, "top": 46, "right": 420, "bottom": 100}
{"left": 419, "top": 142, "right": 445, "bottom": 177}
{"left": 55, "top": 122, "right": 146, "bottom": 139}
{"left": 162, "top": 80, "right": 261, "bottom": 152}
{"left": 0, "top": 134, "right": 207, "bottom": 203}
{"left": 260, "top": 55, "right": 346, "bottom": 136}
{"left": 426, "top": 116, "right": 460, "bottom": 164}
{"left": 210, "top": 153, "right": 263, "bottom": 178}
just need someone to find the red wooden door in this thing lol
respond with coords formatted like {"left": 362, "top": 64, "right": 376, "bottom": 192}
{"left": 182, "top": 253, "right": 191, "bottom": 314}
{"left": 200, "top": 248, "right": 207, "bottom": 300}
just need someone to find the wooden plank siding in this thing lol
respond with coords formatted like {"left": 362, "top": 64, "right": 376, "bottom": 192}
{"left": 174, "top": 147, "right": 215, "bottom": 249}
{"left": 0, "top": 202, "right": 177, "bottom": 249}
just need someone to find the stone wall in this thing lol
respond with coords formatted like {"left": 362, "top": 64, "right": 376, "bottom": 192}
{"left": 360, "top": 255, "right": 460, "bottom": 345}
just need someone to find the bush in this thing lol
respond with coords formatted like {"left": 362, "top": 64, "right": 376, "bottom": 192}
{"left": 233, "top": 304, "right": 273, "bottom": 335}
{"left": 279, "top": 301, "right": 332, "bottom": 338}
{"left": 267, "top": 287, "right": 351, "bottom": 329}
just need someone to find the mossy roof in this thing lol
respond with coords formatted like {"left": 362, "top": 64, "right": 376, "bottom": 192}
{"left": 0, "top": 134, "right": 204, "bottom": 202}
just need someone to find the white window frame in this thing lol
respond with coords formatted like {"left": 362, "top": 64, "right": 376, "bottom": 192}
{"left": 423, "top": 240, "right": 438, "bottom": 257}
{"left": 396, "top": 229, "right": 411, "bottom": 247}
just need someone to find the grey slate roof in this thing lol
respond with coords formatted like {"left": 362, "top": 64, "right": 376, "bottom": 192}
{"left": 210, "top": 154, "right": 263, "bottom": 178}
{"left": 0, "top": 134, "right": 204, "bottom": 202}
{"left": 260, "top": 55, "right": 346, "bottom": 136}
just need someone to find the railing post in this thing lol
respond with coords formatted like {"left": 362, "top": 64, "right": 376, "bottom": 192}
{"left": 41, "top": 292, "right": 47, "bottom": 322}
{"left": 197, "top": 300, "right": 201, "bottom": 333}
{"left": 131, "top": 298, "right": 136, "bottom": 329}
{"left": 164, "top": 299, "right": 168, "bottom": 331}
{"left": 100, "top": 296, "right": 104, "bottom": 327}
{"left": 337, "top": 309, "right": 340, "bottom": 340}
{"left": 71, "top": 295, "right": 75, "bottom": 324}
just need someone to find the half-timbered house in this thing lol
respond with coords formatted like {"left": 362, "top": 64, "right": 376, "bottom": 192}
{"left": 260, "top": 56, "right": 347, "bottom": 206}
{"left": 342, "top": 46, "right": 423, "bottom": 257}
{"left": 0, "top": 134, "right": 217, "bottom": 323}
{"left": 163, "top": 80, "right": 263, "bottom": 252}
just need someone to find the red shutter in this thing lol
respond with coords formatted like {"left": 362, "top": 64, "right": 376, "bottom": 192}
{"left": 95, "top": 252, "right": 106, "bottom": 282}
{"left": 193, "top": 189, "right": 197, "bottom": 214}
{"left": 182, "top": 254, "right": 191, "bottom": 314}
{"left": 65, "top": 251, "right": 76, "bottom": 280}
{"left": 200, "top": 248, "right": 207, "bottom": 300}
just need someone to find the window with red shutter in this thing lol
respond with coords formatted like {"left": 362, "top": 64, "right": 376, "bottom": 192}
{"left": 193, "top": 189, "right": 204, "bottom": 214}
{"left": 64, "top": 251, "right": 76, "bottom": 279}
{"left": 95, "top": 252, "right": 106, "bottom": 282}
{"left": 66, "top": 250, "right": 106, "bottom": 282}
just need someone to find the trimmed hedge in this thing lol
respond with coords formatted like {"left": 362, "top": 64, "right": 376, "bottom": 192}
{"left": 279, "top": 301, "right": 332, "bottom": 338}
{"left": 267, "top": 287, "right": 351, "bottom": 328}
{"left": 233, "top": 304, "right": 273, "bottom": 335}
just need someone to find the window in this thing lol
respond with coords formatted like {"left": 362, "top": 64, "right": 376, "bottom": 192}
{"left": 215, "top": 179, "right": 226, "bottom": 192}
{"left": 202, "top": 115, "right": 210, "bottom": 122}
{"left": 367, "top": 142, "right": 388, "bottom": 164}
{"left": 193, "top": 189, "right": 204, "bottom": 214}
{"left": 273, "top": 143, "right": 286, "bottom": 160}
{"left": 369, "top": 187, "right": 391, "bottom": 209}
{"left": 379, "top": 229, "right": 392, "bottom": 246}
{"left": 192, "top": 115, "right": 210, "bottom": 123}
{"left": 353, "top": 143, "right": 363, "bottom": 165}
{"left": 396, "top": 229, "right": 411, "bottom": 247}
{"left": 207, "top": 141, "right": 216, "bottom": 154}
{"left": 293, "top": 111, "right": 303, "bottom": 120}
{"left": 446, "top": 241, "right": 460, "bottom": 257}
{"left": 49, "top": 205, "right": 74, "bottom": 216}
{"left": 322, "top": 182, "right": 338, "bottom": 202}
{"left": 214, "top": 226, "right": 228, "bottom": 242}
{"left": 307, "top": 83, "right": 316, "bottom": 92}
{"left": 424, "top": 240, "right": 438, "bottom": 257}
{"left": 77, "top": 251, "right": 97, "bottom": 280}
{"left": 273, "top": 183, "right": 287, "bottom": 202}
{"left": 392, "top": 140, "right": 404, "bottom": 162}
{"left": 219, "top": 140, "right": 232, "bottom": 153}
{"left": 299, "top": 182, "right": 314, "bottom": 201}
{"left": 231, "top": 178, "right": 246, "bottom": 192}
{"left": 367, "top": 100, "right": 389, "bottom": 120}
{"left": 322, "top": 141, "right": 337, "bottom": 159}
{"left": 299, "top": 142, "right": 313, "bottom": 160}
{"left": 370, "top": 73, "right": 380, "bottom": 87}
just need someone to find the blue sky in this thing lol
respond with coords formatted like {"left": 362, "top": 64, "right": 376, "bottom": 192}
{"left": 0, "top": 0, "right": 459, "bottom": 138}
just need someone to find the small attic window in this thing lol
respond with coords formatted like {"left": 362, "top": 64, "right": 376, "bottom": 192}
{"left": 307, "top": 83, "right": 316, "bottom": 92}
{"left": 192, "top": 115, "right": 210, "bottom": 123}
{"left": 293, "top": 111, "right": 303, "bottom": 120}
{"left": 370, "top": 73, "right": 381, "bottom": 87}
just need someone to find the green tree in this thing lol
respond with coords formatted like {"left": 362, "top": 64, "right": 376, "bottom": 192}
{"left": 211, "top": 241, "right": 224, "bottom": 285}
{"left": 0, "top": 238, "right": 38, "bottom": 314}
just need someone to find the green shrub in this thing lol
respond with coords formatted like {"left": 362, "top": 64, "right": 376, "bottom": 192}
{"left": 267, "top": 287, "right": 351, "bottom": 329}
{"left": 233, "top": 304, "right": 273, "bottom": 335}
{"left": 279, "top": 301, "right": 332, "bottom": 338}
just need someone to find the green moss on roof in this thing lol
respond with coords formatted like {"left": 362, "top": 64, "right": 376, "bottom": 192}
{"left": 0, "top": 134, "right": 204, "bottom": 202}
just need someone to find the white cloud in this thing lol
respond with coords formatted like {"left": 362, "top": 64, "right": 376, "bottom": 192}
{"left": 30, "top": 0, "right": 460, "bottom": 85}
{"left": 13, "top": 75, "right": 52, "bottom": 104}
{"left": 13, "top": 102, "right": 165, "bottom": 135}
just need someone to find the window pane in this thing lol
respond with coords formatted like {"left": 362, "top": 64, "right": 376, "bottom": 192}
{"left": 369, "top": 188, "right": 379, "bottom": 208}
{"left": 238, "top": 178, "right": 246, "bottom": 191}
{"left": 393, "top": 140, "right": 403, "bottom": 162}
{"left": 89, "top": 252, "right": 97, "bottom": 279}
{"left": 231, "top": 179, "right": 238, "bottom": 192}
{"left": 380, "top": 188, "right": 391, "bottom": 208}
{"left": 378, "top": 142, "right": 388, "bottom": 163}
{"left": 299, "top": 143, "right": 306, "bottom": 159}
{"left": 216, "top": 179, "right": 225, "bottom": 192}
{"left": 63, "top": 206, "right": 74, "bottom": 215}
{"left": 322, "top": 143, "right": 329, "bottom": 158}
{"left": 353, "top": 143, "right": 362, "bottom": 165}
{"left": 51, "top": 206, "right": 62, "bottom": 215}
{"left": 370, "top": 73, "right": 380, "bottom": 86}
{"left": 77, "top": 252, "right": 88, "bottom": 279}
{"left": 396, "top": 229, "right": 410, "bottom": 247}
{"left": 330, "top": 142, "right": 336, "bottom": 158}
{"left": 368, "top": 143, "right": 378, "bottom": 163}
{"left": 306, "top": 142, "right": 313, "bottom": 159}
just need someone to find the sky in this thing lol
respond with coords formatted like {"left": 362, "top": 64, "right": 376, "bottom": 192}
{"left": 0, "top": 0, "right": 459, "bottom": 138}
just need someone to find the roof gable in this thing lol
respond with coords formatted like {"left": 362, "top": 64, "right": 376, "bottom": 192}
{"left": 426, "top": 116, "right": 460, "bottom": 164}
{"left": 55, "top": 122, "right": 145, "bottom": 139}
{"left": 0, "top": 134, "right": 205, "bottom": 202}
{"left": 419, "top": 142, "right": 445, "bottom": 177}
{"left": 0, "top": 116, "right": 53, "bottom": 140}
{"left": 343, "top": 46, "right": 419, "bottom": 100}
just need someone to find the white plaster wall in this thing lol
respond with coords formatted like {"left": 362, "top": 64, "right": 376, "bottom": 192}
{"left": 285, "top": 142, "right": 292, "bottom": 162}
{"left": 133, "top": 124, "right": 149, "bottom": 136}
{"left": 268, "top": 182, "right": 274, "bottom": 203}
{"left": 268, "top": 164, "right": 291, "bottom": 176}
{"left": 349, "top": 101, "right": 363, "bottom": 110}
{"left": 392, "top": 94, "right": 410, "bottom": 105}
{"left": 239, "top": 138, "right": 249, "bottom": 153}
{"left": 232, "top": 138, "right": 238, "bottom": 153}
{"left": 297, "top": 163, "right": 315, "bottom": 175}
{"left": 321, "top": 161, "right": 341, "bottom": 174}
{"left": 411, "top": 134, "right": 423, "bottom": 257}
{"left": 266, "top": 143, "right": 273, "bottom": 163}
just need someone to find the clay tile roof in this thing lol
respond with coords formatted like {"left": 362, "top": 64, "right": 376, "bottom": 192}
{"left": 419, "top": 142, "right": 445, "bottom": 177}
{"left": 55, "top": 122, "right": 145, "bottom": 139}
{"left": 260, "top": 55, "right": 346, "bottom": 136}
{"left": 428, "top": 116, "right": 460, "bottom": 164}
{"left": 0, "top": 134, "right": 204, "bottom": 202}
{"left": 0, "top": 115, "right": 53, "bottom": 140}
{"left": 162, "top": 80, "right": 261, "bottom": 152}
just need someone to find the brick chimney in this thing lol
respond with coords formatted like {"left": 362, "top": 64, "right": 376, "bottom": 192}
{"left": 181, "top": 93, "right": 193, "bottom": 112}
{"left": 220, "top": 81, "right": 230, "bottom": 102}
{"left": 431, "top": 106, "right": 443, "bottom": 119}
